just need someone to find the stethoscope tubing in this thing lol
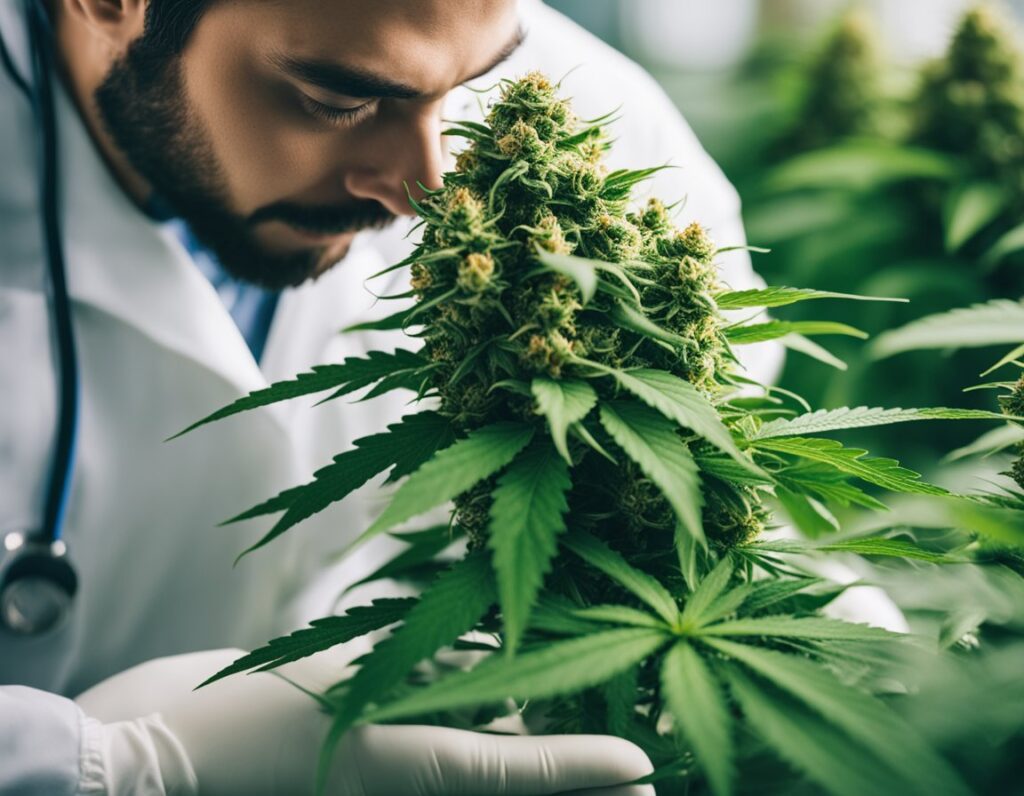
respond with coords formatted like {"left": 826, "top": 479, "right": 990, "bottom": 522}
{"left": 0, "top": 0, "right": 79, "bottom": 546}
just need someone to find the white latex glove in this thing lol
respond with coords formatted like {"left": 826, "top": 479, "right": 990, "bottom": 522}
{"left": 75, "top": 649, "right": 654, "bottom": 796}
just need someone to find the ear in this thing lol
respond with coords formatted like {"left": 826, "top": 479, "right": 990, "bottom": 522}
{"left": 61, "top": 0, "right": 147, "bottom": 50}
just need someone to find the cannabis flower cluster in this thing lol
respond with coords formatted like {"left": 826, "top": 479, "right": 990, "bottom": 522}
{"left": 404, "top": 72, "right": 754, "bottom": 551}
{"left": 914, "top": 5, "right": 1024, "bottom": 198}
{"left": 783, "top": 9, "right": 883, "bottom": 152}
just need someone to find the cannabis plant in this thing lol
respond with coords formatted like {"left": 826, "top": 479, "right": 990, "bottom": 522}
{"left": 778, "top": 8, "right": 884, "bottom": 154}
{"left": 177, "top": 73, "right": 1006, "bottom": 795}
{"left": 742, "top": 3, "right": 1024, "bottom": 464}
{"left": 913, "top": 4, "right": 1024, "bottom": 200}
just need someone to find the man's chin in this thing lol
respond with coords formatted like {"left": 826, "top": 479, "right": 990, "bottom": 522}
{"left": 234, "top": 228, "right": 356, "bottom": 288}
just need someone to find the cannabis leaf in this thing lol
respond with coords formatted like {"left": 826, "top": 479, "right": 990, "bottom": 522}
{"left": 534, "top": 249, "right": 599, "bottom": 303}
{"left": 197, "top": 598, "right": 416, "bottom": 688}
{"left": 169, "top": 349, "right": 426, "bottom": 438}
{"left": 353, "top": 422, "right": 535, "bottom": 547}
{"left": 752, "top": 437, "right": 948, "bottom": 496}
{"left": 326, "top": 553, "right": 496, "bottom": 736}
{"left": 698, "top": 616, "right": 897, "bottom": 641}
{"left": 816, "top": 537, "right": 949, "bottom": 562}
{"left": 715, "top": 286, "right": 905, "bottom": 310}
{"left": 740, "top": 578, "right": 824, "bottom": 615}
{"left": 870, "top": 299, "right": 1024, "bottom": 359}
{"left": 341, "top": 525, "right": 455, "bottom": 595}
{"left": 611, "top": 301, "right": 690, "bottom": 347}
{"left": 752, "top": 406, "right": 1011, "bottom": 440}
{"left": 943, "top": 181, "right": 1007, "bottom": 251}
{"left": 489, "top": 441, "right": 572, "bottom": 654}
{"left": 562, "top": 530, "right": 680, "bottom": 625}
{"left": 531, "top": 378, "right": 598, "bottom": 463}
{"left": 679, "top": 555, "right": 735, "bottom": 629}
{"left": 710, "top": 640, "right": 970, "bottom": 796}
{"left": 661, "top": 643, "right": 733, "bottom": 796}
{"left": 724, "top": 667, "right": 910, "bottom": 796}
{"left": 362, "top": 628, "right": 668, "bottom": 723}
{"left": 599, "top": 401, "right": 705, "bottom": 546}
{"left": 945, "top": 423, "right": 1024, "bottom": 461}
{"left": 613, "top": 369, "right": 760, "bottom": 473}
{"left": 227, "top": 413, "right": 456, "bottom": 558}
{"left": 571, "top": 604, "right": 668, "bottom": 629}
{"left": 725, "top": 320, "right": 867, "bottom": 345}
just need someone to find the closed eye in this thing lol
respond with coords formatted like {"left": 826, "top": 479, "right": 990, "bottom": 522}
{"left": 299, "top": 93, "right": 377, "bottom": 127}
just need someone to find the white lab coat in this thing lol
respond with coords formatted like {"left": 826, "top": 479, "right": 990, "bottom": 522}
{"left": 0, "top": 0, "right": 778, "bottom": 791}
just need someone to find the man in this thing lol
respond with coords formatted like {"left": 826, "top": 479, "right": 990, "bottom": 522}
{"left": 0, "top": 0, "right": 777, "bottom": 792}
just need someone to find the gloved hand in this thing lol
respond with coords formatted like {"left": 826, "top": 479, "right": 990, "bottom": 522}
{"left": 75, "top": 648, "right": 655, "bottom": 796}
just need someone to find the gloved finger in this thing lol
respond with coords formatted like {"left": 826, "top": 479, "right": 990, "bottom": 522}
{"left": 554, "top": 785, "right": 655, "bottom": 796}
{"left": 336, "top": 724, "right": 654, "bottom": 795}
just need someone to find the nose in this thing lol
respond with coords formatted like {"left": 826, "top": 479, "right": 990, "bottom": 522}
{"left": 344, "top": 103, "right": 446, "bottom": 216}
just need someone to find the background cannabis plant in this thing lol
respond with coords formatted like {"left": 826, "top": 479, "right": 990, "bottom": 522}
{"left": 176, "top": 73, "right": 1010, "bottom": 795}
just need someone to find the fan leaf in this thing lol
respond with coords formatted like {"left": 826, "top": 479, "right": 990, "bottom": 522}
{"left": 354, "top": 422, "right": 535, "bottom": 547}
{"left": 489, "top": 441, "right": 572, "bottom": 654}
{"left": 531, "top": 378, "right": 598, "bottom": 463}
{"left": 170, "top": 349, "right": 426, "bottom": 438}
{"left": 870, "top": 300, "right": 1024, "bottom": 359}
{"left": 726, "top": 321, "right": 867, "bottom": 345}
{"left": 709, "top": 640, "right": 970, "bottom": 796}
{"left": 613, "top": 369, "right": 761, "bottom": 475}
{"left": 598, "top": 401, "right": 705, "bottom": 547}
{"left": 752, "top": 437, "right": 948, "bottom": 497}
{"left": 715, "top": 286, "right": 905, "bottom": 310}
{"left": 229, "top": 412, "right": 456, "bottom": 558}
{"left": 196, "top": 598, "right": 416, "bottom": 688}
{"left": 661, "top": 643, "right": 734, "bottom": 796}
{"left": 753, "top": 406, "right": 1011, "bottom": 440}
{"left": 563, "top": 530, "right": 680, "bottom": 625}
{"left": 362, "top": 628, "right": 668, "bottom": 723}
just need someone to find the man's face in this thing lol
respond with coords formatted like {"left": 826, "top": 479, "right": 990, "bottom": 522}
{"left": 94, "top": 0, "right": 520, "bottom": 289}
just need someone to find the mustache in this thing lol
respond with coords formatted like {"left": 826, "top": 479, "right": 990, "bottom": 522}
{"left": 249, "top": 200, "right": 396, "bottom": 235}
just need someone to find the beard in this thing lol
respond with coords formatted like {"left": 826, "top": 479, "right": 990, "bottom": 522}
{"left": 93, "top": 39, "right": 395, "bottom": 290}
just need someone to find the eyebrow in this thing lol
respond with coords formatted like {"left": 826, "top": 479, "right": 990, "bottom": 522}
{"left": 270, "top": 25, "right": 525, "bottom": 101}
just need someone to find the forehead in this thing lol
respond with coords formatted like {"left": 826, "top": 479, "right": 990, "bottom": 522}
{"left": 202, "top": 0, "right": 520, "bottom": 98}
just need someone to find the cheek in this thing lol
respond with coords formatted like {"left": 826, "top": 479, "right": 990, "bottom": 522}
{"left": 181, "top": 45, "right": 345, "bottom": 212}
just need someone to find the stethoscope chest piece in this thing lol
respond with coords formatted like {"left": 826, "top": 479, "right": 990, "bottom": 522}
{"left": 0, "top": 532, "right": 78, "bottom": 636}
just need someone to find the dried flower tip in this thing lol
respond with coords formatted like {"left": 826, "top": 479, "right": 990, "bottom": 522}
{"left": 497, "top": 119, "right": 551, "bottom": 160}
{"left": 524, "top": 331, "right": 574, "bottom": 377}
{"left": 457, "top": 252, "right": 495, "bottom": 293}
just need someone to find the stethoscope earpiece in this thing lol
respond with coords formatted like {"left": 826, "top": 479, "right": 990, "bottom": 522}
{"left": 0, "top": 532, "right": 77, "bottom": 636}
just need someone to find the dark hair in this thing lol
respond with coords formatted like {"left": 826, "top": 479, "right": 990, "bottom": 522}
{"left": 141, "top": 0, "right": 212, "bottom": 55}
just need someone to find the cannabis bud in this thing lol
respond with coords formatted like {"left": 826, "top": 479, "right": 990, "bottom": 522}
{"left": 404, "top": 70, "right": 746, "bottom": 548}
{"left": 782, "top": 8, "right": 884, "bottom": 152}
{"left": 913, "top": 5, "right": 1024, "bottom": 197}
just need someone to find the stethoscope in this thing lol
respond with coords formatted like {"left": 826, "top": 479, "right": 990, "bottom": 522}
{"left": 0, "top": 0, "right": 80, "bottom": 637}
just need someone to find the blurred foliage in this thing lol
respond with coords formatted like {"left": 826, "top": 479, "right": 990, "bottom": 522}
{"left": 730, "top": 4, "right": 1024, "bottom": 471}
